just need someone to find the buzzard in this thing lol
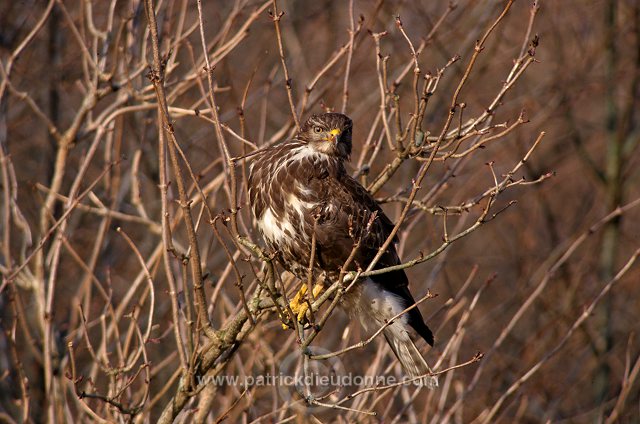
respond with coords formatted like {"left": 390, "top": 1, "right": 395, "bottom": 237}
{"left": 248, "top": 113, "right": 436, "bottom": 387}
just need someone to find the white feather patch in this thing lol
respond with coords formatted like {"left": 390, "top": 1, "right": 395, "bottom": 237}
{"left": 282, "top": 145, "right": 327, "bottom": 167}
{"left": 257, "top": 208, "right": 294, "bottom": 244}
{"left": 286, "top": 193, "right": 314, "bottom": 219}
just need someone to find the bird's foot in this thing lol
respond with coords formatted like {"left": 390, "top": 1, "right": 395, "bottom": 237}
{"left": 281, "top": 283, "right": 323, "bottom": 329}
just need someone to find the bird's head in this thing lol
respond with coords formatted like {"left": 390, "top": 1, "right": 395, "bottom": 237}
{"left": 298, "top": 113, "right": 353, "bottom": 160}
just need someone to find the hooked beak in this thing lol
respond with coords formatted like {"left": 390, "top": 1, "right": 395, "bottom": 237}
{"left": 326, "top": 128, "right": 341, "bottom": 143}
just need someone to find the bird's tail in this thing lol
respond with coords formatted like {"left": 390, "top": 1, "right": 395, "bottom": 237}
{"left": 383, "top": 328, "right": 438, "bottom": 389}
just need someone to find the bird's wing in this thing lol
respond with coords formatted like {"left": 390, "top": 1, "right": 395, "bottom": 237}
{"left": 340, "top": 172, "right": 397, "bottom": 246}
{"left": 314, "top": 169, "right": 435, "bottom": 346}
{"left": 310, "top": 169, "right": 400, "bottom": 271}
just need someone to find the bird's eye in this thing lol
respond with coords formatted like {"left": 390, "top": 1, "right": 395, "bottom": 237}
{"left": 313, "top": 126, "right": 322, "bottom": 133}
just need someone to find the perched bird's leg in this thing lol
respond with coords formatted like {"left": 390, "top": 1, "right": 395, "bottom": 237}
{"left": 282, "top": 283, "right": 324, "bottom": 329}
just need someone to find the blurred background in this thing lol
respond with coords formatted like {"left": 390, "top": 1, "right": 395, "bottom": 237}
{"left": 1, "top": 0, "right": 639, "bottom": 422}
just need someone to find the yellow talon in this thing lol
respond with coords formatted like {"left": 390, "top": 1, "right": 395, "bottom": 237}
{"left": 289, "top": 284, "right": 307, "bottom": 312}
{"left": 281, "top": 283, "right": 324, "bottom": 329}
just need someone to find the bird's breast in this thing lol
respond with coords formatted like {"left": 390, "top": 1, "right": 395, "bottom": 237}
{"left": 256, "top": 181, "right": 317, "bottom": 249}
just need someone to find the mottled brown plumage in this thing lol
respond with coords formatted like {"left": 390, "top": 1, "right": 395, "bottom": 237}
{"left": 248, "top": 113, "right": 436, "bottom": 386}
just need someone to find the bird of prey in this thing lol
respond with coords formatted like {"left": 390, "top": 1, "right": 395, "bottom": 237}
{"left": 248, "top": 112, "right": 436, "bottom": 387}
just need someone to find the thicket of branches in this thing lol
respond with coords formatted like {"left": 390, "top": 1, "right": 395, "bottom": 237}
{"left": 1, "top": 0, "right": 639, "bottom": 423}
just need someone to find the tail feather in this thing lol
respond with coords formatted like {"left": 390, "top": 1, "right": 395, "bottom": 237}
{"left": 383, "top": 328, "right": 438, "bottom": 389}
{"left": 344, "top": 277, "right": 437, "bottom": 388}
